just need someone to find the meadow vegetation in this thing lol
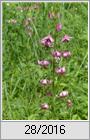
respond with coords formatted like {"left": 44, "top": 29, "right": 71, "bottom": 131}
{"left": 2, "top": 2, "right": 88, "bottom": 120}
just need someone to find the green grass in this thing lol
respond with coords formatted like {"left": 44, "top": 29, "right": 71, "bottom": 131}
{"left": 2, "top": 2, "right": 88, "bottom": 120}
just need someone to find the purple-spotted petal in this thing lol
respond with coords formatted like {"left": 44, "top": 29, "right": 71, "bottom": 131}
{"left": 55, "top": 67, "right": 66, "bottom": 75}
{"left": 41, "top": 35, "right": 54, "bottom": 47}
{"left": 61, "top": 35, "right": 72, "bottom": 42}
{"left": 38, "top": 60, "right": 50, "bottom": 67}
{"left": 52, "top": 51, "right": 62, "bottom": 59}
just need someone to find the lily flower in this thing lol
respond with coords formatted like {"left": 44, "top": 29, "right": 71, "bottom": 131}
{"left": 52, "top": 51, "right": 62, "bottom": 59}
{"left": 38, "top": 60, "right": 50, "bottom": 68}
{"left": 41, "top": 103, "right": 49, "bottom": 109}
{"left": 59, "top": 91, "right": 68, "bottom": 98}
{"left": 62, "top": 51, "right": 71, "bottom": 58}
{"left": 40, "top": 79, "right": 52, "bottom": 85}
{"left": 55, "top": 67, "right": 66, "bottom": 75}
{"left": 61, "top": 35, "right": 72, "bottom": 42}
{"left": 41, "top": 35, "right": 54, "bottom": 47}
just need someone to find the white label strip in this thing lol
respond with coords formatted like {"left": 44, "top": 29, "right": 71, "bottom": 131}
{"left": 1, "top": 121, "right": 89, "bottom": 139}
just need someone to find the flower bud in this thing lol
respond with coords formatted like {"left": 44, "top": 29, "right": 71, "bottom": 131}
{"left": 67, "top": 99, "right": 73, "bottom": 107}
{"left": 56, "top": 23, "right": 62, "bottom": 32}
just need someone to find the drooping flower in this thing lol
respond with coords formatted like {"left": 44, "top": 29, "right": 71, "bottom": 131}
{"left": 61, "top": 35, "right": 72, "bottom": 42}
{"left": 57, "top": 13, "right": 61, "bottom": 19}
{"left": 37, "top": 60, "right": 50, "bottom": 68}
{"left": 67, "top": 99, "right": 73, "bottom": 107}
{"left": 62, "top": 51, "right": 71, "bottom": 58}
{"left": 40, "top": 79, "right": 52, "bottom": 85}
{"left": 41, "top": 35, "right": 54, "bottom": 47}
{"left": 48, "top": 12, "right": 55, "bottom": 19}
{"left": 7, "top": 19, "right": 17, "bottom": 24}
{"left": 41, "top": 103, "right": 49, "bottom": 109}
{"left": 25, "top": 26, "right": 33, "bottom": 37}
{"left": 56, "top": 23, "right": 62, "bottom": 32}
{"left": 55, "top": 67, "right": 66, "bottom": 75}
{"left": 59, "top": 91, "right": 68, "bottom": 98}
{"left": 23, "top": 18, "right": 32, "bottom": 27}
{"left": 46, "top": 92, "right": 53, "bottom": 97}
{"left": 52, "top": 51, "right": 62, "bottom": 59}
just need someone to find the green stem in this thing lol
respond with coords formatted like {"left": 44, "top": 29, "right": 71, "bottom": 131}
{"left": 52, "top": 57, "right": 55, "bottom": 93}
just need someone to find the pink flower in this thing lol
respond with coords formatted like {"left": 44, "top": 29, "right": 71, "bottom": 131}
{"left": 41, "top": 103, "right": 49, "bottom": 109}
{"left": 61, "top": 35, "right": 72, "bottom": 42}
{"left": 56, "top": 23, "right": 62, "bottom": 31}
{"left": 59, "top": 91, "right": 68, "bottom": 98}
{"left": 52, "top": 51, "right": 62, "bottom": 59}
{"left": 62, "top": 51, "right": 71, "bottom": 58}
{"left": 41, "top": 35, "right": 54, "bottom": 47}
{"left": 38, "top": 60, "right": 50, "bottom": 68}
{"left": 40, "top": 79, "right": 52, "bottom": 85}
{"left": 67, "top": 99, "right": 73, "bottom": 107}
{"left": 55, "top": 67, "right": 66, "bottom": 75}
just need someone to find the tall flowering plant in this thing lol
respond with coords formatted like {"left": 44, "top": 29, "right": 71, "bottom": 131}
{"left": 37, "top": 22, "right": 73, "bottom": 110}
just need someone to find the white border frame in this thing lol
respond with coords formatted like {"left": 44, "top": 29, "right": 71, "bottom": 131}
{"left": 1, "top": 0, "right": 89, "bottom": 122}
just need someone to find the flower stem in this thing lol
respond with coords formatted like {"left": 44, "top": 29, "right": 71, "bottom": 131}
{"left": 52, "top": 57, "right": 55, "bottom": 93}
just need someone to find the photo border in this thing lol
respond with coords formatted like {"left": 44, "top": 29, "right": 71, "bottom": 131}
{"left": 0, "top": 0, "right": 90, "bottom": 140}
